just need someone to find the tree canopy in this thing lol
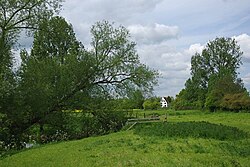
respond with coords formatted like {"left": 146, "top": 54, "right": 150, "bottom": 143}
{"left": 0, "top": 0, "right": 159, "bottom": 150}
{"left": 18, "top": 19, "right": 158, "bottom": 122}
{"left": 191, "top": 37, "right": 242, "bottom": 89}
{"left": 174, "top": 37, "right": 249, "bottom": 111}
{"left": 0, "top": 0, "right": 63, "bottom": 67}
{"left": 0, "top": 15, "right": 159, "bottom": 149}
{"left": 0, "top": 0, "right": 64, "bottom": 120}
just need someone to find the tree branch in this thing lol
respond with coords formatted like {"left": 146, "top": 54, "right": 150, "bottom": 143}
{"left": 5, "top": 0, "right": 31, "bottom": 26}
{"left": 9, "top": 26, "right": 38, "bottom": 30}
{"left": 94, "top": 75, "right": 132, "bottom": 85}
{"left": 6, "top": 16, "right": 32, "bottom": 30}
{"left": 5, "top": 0, "right": 41, "bottom": 30}
{"left": 0, "top": 3, "right": 7, "bottom": 24}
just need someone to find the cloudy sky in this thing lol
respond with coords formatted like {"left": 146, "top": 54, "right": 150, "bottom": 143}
{"left": 42, "top": 0, "right": 250, "bottom": 96}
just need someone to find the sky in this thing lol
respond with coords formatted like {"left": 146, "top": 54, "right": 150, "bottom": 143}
{"left": 20, "top": 0, "right": 250, "bottom": 97}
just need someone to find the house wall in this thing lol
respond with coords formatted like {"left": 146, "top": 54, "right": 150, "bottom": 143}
{"left": 160, "top": 97, "right": 168, "bottom": 107}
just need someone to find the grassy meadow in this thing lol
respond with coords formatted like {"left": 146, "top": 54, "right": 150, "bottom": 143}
{"left": 0, "top": 110, "right": 249, "bottom": 167}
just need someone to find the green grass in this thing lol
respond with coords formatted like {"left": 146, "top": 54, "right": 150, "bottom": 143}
{"left": 1, "top": 110, "right": 250, "bottom": 167}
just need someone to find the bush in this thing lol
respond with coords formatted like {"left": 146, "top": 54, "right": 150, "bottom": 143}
{"left": 0, "top": 113, "right": 13, "bottom": 155}
{"left": 143, "top": 98, "right": 161, "bottom": 110}
{"left": 92, "top": 110, "right": 127, "bottom": 134}
{"left": 221, "top": 93, "right": 250, "bottom": 111}
{"left": 0, "top": 109, "right": 127, "bottom": 155}
{"left": 0, "top": 113, "right": 11, "bottom": 144}
{"left": 172, "top": 99, "right": 197, "bottom": 110}
{"left": 35, "top": 110, "right": 126, "bottom": 142}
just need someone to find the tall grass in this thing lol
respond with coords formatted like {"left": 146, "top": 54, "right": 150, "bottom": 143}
{"left": 134, "top": 121, "right": 248, "bottom": 140}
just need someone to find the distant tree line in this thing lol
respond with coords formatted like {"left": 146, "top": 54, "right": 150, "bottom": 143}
{"left": 173, "top": 37, "right": 250, "bottom": 112}
{"left": 115, "top": 95, "right": 174, "bottom": 110}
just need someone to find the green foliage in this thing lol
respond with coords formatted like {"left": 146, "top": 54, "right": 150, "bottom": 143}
{"left": 191, "top": 37, "right": 242, "bottom": 86}
{"left": 89, "top": 21, "right": 158, "bottom": 95}
{"left": 176, "top": 37, "right": 247, "bottom": 111}
{"left": 173, "top": 88, "right": 205, "bottom": 110}
{"left": 11, "top": 109, "right": 127, "bottom": 145}
{"left": 0, "top": 41, "right": 15, "bottom": 136}
{"left": 143, "top": 97, "right": 161, "bottom": 110}
{"left": 165, "top": 96, "right": 173, "bottom": 104}
{"left": 221, "top": 93, "right": 250, "bottom": 111}
{"left": 12, "top": 17, "right": 84, "bottom": 134}
{"left": 116, "top": 90, "right": 145, "bottom": 109}
{"left": 0, "top": 0, "right": 63, "bottom": 76}
{"left": 92, "top": 110, "right": 127, "bottom": 134}
{"left": 127, "top": 90, "right": 145, "bottom": 109}
{"left": 0, "top": 0, "right": 63, "bottom": 123}
{"left": 0, "top": 0, "right": 64, "bottom": 152}
{"left": 14, "top": 19, "right": 158, "bottom": 134}
{"left": 205, "top": 74, "right": 247, "bottom": 111}
{"left": 0, "top": 114, "right": 11, "bottom": 153}
{"left": 0, "top": 0, "right": 63, "bottom": 43}
{"left": 1, "top": 2, "right": 159, "bottom": 153}
{"left": 31, "top": 16, "right": 81, "bottom": 63}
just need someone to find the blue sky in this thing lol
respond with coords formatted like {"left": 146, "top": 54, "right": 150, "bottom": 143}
{"left": 20, "top": 0, "right": 250, "bottom": 97}
{"left": 59, "top": 0, "right": 250, "bottom": 97}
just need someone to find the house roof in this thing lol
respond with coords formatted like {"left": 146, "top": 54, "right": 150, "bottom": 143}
{"left": 162, "top": 96, "right": 170, "bottom": 103}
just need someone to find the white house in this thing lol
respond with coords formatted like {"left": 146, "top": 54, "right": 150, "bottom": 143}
{"left": 160, "top": 97, "right": 168, "bottom": 108}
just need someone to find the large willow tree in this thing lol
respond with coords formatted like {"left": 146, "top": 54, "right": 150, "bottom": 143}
{"left": 14, "top": 19, "right": 158, "bottom": 135}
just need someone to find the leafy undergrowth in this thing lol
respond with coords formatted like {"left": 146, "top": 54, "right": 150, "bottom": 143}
{"left": 0, "top": 110, "right": 250, "bottom": 167}
{"left": 134, "top": 121, "right": 248, "bottom": 140}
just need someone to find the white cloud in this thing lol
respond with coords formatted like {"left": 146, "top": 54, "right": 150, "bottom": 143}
{"left": 136, "top": 42, "right": 191, "bottom": 96}
{"left": 128, "top": 24, "right": 179, "bottom": 44}
{"left": 155, "top": 78, "right": 187, "bottom": 97}
{"left": 233, "top": 34, "right": 250, "bottom": 62}
{"left": 185, "top": 43, "right": 204, "bottom": 56}
{"left": 61, "top": 0, "right": 165, "bottom": 45}
{"left": 242, "top": 73, "right": 250, "bottom": 91}
{"left": 232, "top": 34, "right": 250, "bottom": 92}
{"left": 62, "top": 0, "right": 163, "bottom": 23}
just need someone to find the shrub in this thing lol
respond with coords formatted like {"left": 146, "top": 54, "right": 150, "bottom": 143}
{"left": 221, "top": 93, "right": 250, "bottom": 111}
{"left": 92, "top": 110, "right": 127, "bottom": 134}
{"left": 0, "top": 113, "right": 11, "bottom": 144}
{"left": 143, "top": 98, "right": 161, "bottom": 110}
{"left": 0, "top": 109, "right": 127, "bottom": 155}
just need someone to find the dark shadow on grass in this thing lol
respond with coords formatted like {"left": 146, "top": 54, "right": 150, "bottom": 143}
{"left": 134, "top": 121, "right": 249, "bottom": 140}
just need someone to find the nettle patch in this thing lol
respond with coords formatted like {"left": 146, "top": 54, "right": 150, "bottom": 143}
{"left": 134, "top": 121, "right": 248, "bottom": 140}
